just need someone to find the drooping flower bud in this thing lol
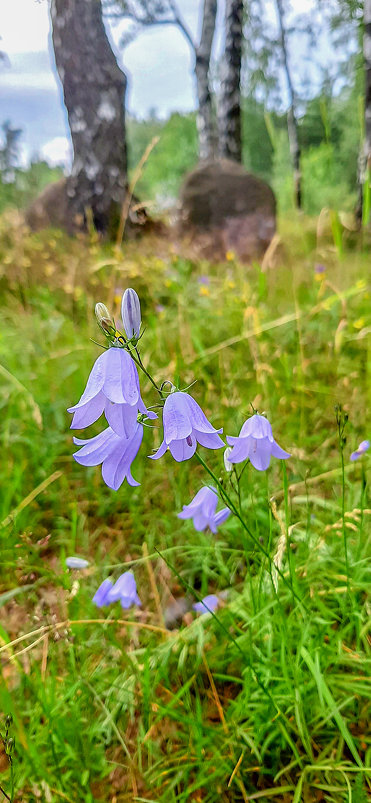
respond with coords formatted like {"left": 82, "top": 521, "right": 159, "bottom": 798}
{"left": 121, "top": 288, "right": 141, "bottom": 340}
{"left": 95, "top": 303, "right": 115, "bottom": 335}
{"left": 223, "top": 447, "right": 233, "bottom": 472}
{"left": 66, "top": 556, "right": 90, "bottom": 570}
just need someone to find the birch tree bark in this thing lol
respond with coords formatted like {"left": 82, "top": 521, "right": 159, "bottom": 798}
{"left": 195, "top": 0, "right": 218, "bottom": 160}
{"left": 365, "top": 0, "right": 371, "bottom": 171}
{"left": 51, "top": 0, "right": 128, "bottom": 233}
{"left": 274, "top": 0, "right": 302, "bottom": 209}
{"left": 106, "top": 0, "right": 218, "bottom": 161}
{"left": 359, "top": 0, "right": 371, "bottom": 220}
{"left": 218, "top": 0, "right": 243, "bottom": 162}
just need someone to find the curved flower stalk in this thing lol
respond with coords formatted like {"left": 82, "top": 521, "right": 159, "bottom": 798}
{"left": 68, "top": 347, "right": 154, "bottom": 436}
{"left": 73, "top": 423, "right": 143, "bottom": 490}
{"left": 150, "top": 391, "right": 224, "bottom": 462}
{"left": 227, "top": 414, "right": 290, "bottom": 471}
{"left": 93, "top": 571, "right": 141, "bottom": 609}
{"left": 178, "top": 486, "right": 230, "bottom": 533}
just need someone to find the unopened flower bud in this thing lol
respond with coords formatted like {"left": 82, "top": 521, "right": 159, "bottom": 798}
{"left": 95, "top": 303, "right": 115, "bottom": 334}
{"left": 223, "top": 447, "right": 233, "bottom": 472}
{"left": 121, "top": 288, "right": 141, "bottom": 340}
{"left": 66, "top": 556, "right": 90, "bottom": 570}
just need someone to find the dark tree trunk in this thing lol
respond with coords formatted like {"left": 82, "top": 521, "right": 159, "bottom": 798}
{"left": 50, "top": 0, "right": 128, "bottom": 233}
{"left": 365, "top": 0, "right": 371, "bottom": 173}
{"left": 274, "top": 0, "right": 302, "bottom": 209}
{"left": 195, "top": 0, "right": 218, "bottom": 161}
{"left": 218, "top": 0, "right": 243, "bottom": 162}
{"left": 358, "top": 0, "right": 371, "bottom": 222}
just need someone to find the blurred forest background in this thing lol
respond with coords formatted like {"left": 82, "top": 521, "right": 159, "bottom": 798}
{"left": 0, "top": 0, "right": 367, "bottom": 218}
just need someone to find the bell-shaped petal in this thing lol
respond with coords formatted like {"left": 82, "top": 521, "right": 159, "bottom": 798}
{"left": 105, "top": 401, "right": 138, "bottom": 438}
{"left": 178, "top": 486, "right": 230, "bottom": 532}
{"left": 185, "top": 394, "right": 222, "bottom": 435}
{"left": 73, "top": 424, "right": 143, "bottom": 490}
{"left": 106, "top": 571, "right": 141, "bottom": 608}
{"left": 227, "top": 414, "right": 290, "bottom": 471}
{"left": 68, "top": 348, "right": 147, "bottom": 437}
{"left": 150, "top": 391, "right": 224, "bottom": 463}
{"left": 239, "top": 414, "right": 274, "bottom": 441}
{"left": 92, "top": 578, "right": 113, "bottom": 607}
{"left": 102, "top": 424, "right": 143, "bottom": 490}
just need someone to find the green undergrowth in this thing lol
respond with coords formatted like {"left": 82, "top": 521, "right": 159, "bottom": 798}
{"left": 0, "top": 214, "right": 370, "bottom": 802}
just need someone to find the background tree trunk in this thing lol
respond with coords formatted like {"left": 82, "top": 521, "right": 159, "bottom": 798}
{"left": 195, "top": 0, "right": 218, "bottom": 161}
{"left": 218, "top": 0, "right": 243, "bottom": 162}
{"left": 274, "top": 0, "right": 302, "bottom": 209}
{"left": 358, "top": 0, "right": 371, "bottom": 222}
{"left": 51, "top": 0, "right": 128, "bottom": 233}
{"left": 365, "top": 0, "right": 371, "bottom": 173}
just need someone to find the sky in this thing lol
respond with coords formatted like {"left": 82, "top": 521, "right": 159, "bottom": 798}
{"left": 0, "top": 0, "right": 210, "bottom": 165}
{"left": 0, "top": 0, "right": 338, "bottom": 168}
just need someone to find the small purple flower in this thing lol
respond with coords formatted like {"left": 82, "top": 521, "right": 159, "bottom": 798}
{"left": 106, "top": 571, "right": 141, "bottom": 609}
{"left": 92, "top": 572, "right": 141, "bottom": 609}
{"left": 178, "top": 486, "right": 230, "bottom": 533}
{"left": 193, "top": 594, "right": 219, "bottom": 615}
{"left": 150, "top": 391, "right": 224, "bottom": 462}
{"left": 197, "top": 275, "right": 210, "bottom": 286}
{"left": 226, "top": 414, "right": 290, "bottom": 471}
{"left": 73, "top": 423, "right": 143, "bottom": 490}
{"left": 121, "top": 288, "right": 141, "bottom": 340}
{"left": 68, "top": 347, "right": 153, "bottom": 436}
{"left": 314, "top": 263, "right": 326, "bottom": 275}
{"left": 350, "top": 440, "right": 369, "bottom": 461}
{"left": 92, "top": 578, "right": 113, "bottom": 607}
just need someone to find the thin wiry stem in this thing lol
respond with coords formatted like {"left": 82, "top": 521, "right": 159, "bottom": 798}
{"left": 194, "top": 451, "right": 308, "bottom": 611}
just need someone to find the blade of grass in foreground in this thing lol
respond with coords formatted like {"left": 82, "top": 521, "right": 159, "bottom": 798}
{"left": 301, "top": 646, "right": 363, "bottom": 768}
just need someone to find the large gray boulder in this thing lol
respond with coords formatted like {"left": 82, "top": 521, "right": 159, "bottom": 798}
{"left": 179, "top": 159, "right": 276, "bottom": 262}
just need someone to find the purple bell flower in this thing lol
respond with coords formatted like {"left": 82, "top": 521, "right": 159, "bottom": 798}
{"left": 68, "top": 347, "right": 154, "bottom": 437}
{"left": 106, "top": 571, "right": 141, "bottom": 609}
{"left": 193, "top": 594, "right": 219, "bottom": 614}
{"left": 92, "top": 572, "right": 141, "bottom": 609}
{"left": 73, "top": 422, "right": 143, "bottom": 490}
{"left": 150, "top": 391, "right": 224, "bottom": 462}
{"left": 92, "top": 578, "right": 113, "bottom": 607}
{"left": 178, "top": 486, "right": 230, "bottom": 533}
{"left": 226, "top": 413, "right": 290, "bottom": 471}
{"left": 350, "top": 439, "right": 369, "bottom": 461}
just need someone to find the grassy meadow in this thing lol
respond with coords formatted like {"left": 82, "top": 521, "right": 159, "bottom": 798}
{"left": 0, "top": 208, "right": 370, "bottom": 802}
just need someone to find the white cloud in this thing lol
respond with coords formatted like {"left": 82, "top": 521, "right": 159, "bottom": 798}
{"left": 40, "top": 136, "right": 72, "bottom": 167}
{"left": 0, "top": 0, "right": 50, "bottom": 54}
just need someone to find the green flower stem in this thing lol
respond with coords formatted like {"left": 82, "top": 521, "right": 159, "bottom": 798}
{"left": 154, "top": 545, "right": 304, "bottom": 766}
{"left": 282, "top": 462, "right": 297, "bottom": 606}
{"left": 195, "top": 451, "right": 307, "bottom": 612}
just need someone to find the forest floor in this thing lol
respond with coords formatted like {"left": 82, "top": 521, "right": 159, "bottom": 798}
{"left": 0, "top": 209, "right": 370, "bottom": 802}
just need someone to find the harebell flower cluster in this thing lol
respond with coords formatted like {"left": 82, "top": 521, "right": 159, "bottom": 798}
{"left": 68, "top": 289, "right": 294, "bottom": 609}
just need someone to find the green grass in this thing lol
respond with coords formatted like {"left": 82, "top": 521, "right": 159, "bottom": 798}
{"left": 0, "top": 211, "right": 370, "bottom": 802}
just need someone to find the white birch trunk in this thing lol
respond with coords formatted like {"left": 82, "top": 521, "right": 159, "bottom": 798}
{"left": 218, "top": 0, "right": 243, "bottom": 163}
